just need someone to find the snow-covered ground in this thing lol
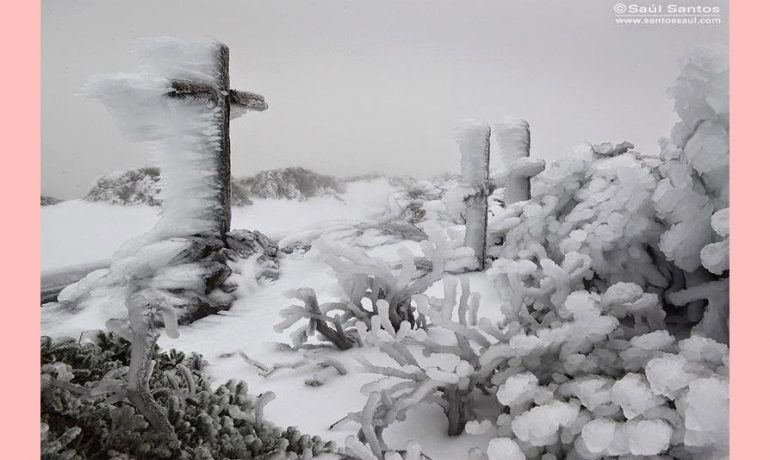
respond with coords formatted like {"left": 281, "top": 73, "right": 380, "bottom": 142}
{"left": 41, "top": 179, "right": 396, "bottom": 272}
{"left": 157, "top": 251, "right": 501, "bottom": 457}
{"left": 41, "top": 177, "right": 497, "bottom": 458}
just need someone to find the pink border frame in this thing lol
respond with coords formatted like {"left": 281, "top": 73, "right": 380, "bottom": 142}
{"left": 730, "top": 1, "right": 770, "bottom": 458}
{"left": 1, "top": 1, "right": 767, "bottom": 457}
{"left": 0, "top": 0, "right": 41, "bottom": 456}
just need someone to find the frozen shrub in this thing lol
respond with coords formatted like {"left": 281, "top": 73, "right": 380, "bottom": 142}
{"left": 80, "top": 166, "right": 341, "bottom": 207}
{"left": 41, "top": 332, "right": 336, "bottom": 459}
{"left": 275, "top": 225, "right": 478, "bottom": 349}
{"left": 41, "top": 195, "right": 63, "bottom": 206}
{"left": 487, "top": 145, "right": 667, "bottom": 294}
{"left": 346, "top": 267, "right": 727, "bottom": 458}
{"left": 485, "top": 50, "right": 729, "bottom": 344}
{"left": 485, "top": 437, "right": 526, "bottom": 460}
{"left": 337, "top": 48, "right": 729, "bottom": 460}
{"left": 45, "top": 229, "right": 280, "bottom": 434}
{"left": 83, "top": 167, "right": 162, "bottom": 206}
{"left": 386, "top": 176, "right": 460, "bottom": 225}
{"left": 346, "top": 276, "right": 484, "bottom": 439}
{"left": 700, "top": 208, "right": 729, "bottom": 275}
{"left": 235, "top": 166, "right": 345, "bottom": 200}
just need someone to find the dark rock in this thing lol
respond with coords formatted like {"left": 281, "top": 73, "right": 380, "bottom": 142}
{"left": 201, "top": 261, "right": 232, "bottom": 294}
{"left": 226, "top": 229, "right": 279, "bottom": 259}
{"left": 220, "top": 282, "right": 238, "bottom": 293}
{"left": 281, "top": 242, "right": 312, "bottom": 255}
{"left": 41, "top": 195, "right": 62, "bottom": 206}
{"left": 376, "top": 220, "right": 428, "bottom": 242}
{"left": 168, "top": 235, "right": 225, "bottom": 265}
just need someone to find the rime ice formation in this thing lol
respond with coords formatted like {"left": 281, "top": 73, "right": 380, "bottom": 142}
{"left": 237, "top": 167, "right": 344, "bottom": 200}
{"left": 486, "top": 438, "right": 525, "bottom": 460}
{"left": 493, "top": 118, "right": 545, "bottom": 205}
{"left": 84, "top": 38, "right": 228, "bottom": 245}
{"left": 42, "top": 44, "right": 729, "bottom": 460}
{"left": 332, "top": 50, "right": 728, "bottom": 460}
{"left": 455, "top": 119, "right": 491, "bottom": 269}
{"left": 48, "top": 38, "right": 275, "bottom": 345}
{"left": 84, "top": 168, "right": 162, "bottom": 206}
{"left": 82, "top": 166, "right": 343, "bottom": 207}
{"left": 655, "top": 48, "right": 729, "bottom": 274}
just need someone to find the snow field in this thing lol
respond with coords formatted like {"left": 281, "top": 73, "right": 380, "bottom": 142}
{"left": 41, "top": 178, "right": 397, "bottom": 272}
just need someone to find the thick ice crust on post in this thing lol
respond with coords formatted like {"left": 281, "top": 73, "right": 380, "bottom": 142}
{"left": 510, "top": 157, "right": 546, "bottom": 177}
{"left": 493, "top": 118, "right": 543, "bottom": 204}
{"left": 134, "top": 37, "right": 222, "bottom": 84}
{"left": 84, "top": 38, "right": 231, "bottom": 241}
{"left": 151, "top": 100, "right": 224, "bottom": 238}
{"left": 456, "top": 119, "right": 492, "bottom": 183}
{"left": 494, "top": 118, "right": 530, "bottom": 171}
{"left": 82, "top": 75, "right": 172, "bottom": 142}
{"left": 454, "top": 119, "right": 491, "bottom": 269}
{"left": 85, "top": 82, "right": 225, "bottom": 241}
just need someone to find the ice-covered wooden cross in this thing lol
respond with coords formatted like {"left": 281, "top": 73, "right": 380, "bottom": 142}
{"left": 85, "top": 38, "right": 267, "bottom": 239}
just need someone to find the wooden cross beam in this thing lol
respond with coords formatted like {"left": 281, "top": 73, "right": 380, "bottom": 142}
{"left": 165, "top": 44, "right": 268, "bottom": 237}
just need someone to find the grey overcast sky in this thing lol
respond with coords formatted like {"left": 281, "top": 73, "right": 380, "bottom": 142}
{"left": 42, "top": 0, "right": 728, "bottom": 198}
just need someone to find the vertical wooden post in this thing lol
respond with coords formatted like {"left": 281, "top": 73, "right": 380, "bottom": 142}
{"left": 214, "top": 44, "right": 231, "bottom": 237}
{"left": 456, "top": 120, "right": 491, "bottom": 270}
{"left": 497, "top": 120, "right": 530, "bottom": 203}
{"left": 494, "top": 119, "right": 545, "bottom": 205}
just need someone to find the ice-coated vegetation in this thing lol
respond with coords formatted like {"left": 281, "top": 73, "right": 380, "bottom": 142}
{"left": 238, "top": 167, "right": 345, "bottom": 200}
{"left": 41, "top": 195, "right": 63, "bottom": 206}
{"left": 327, "top": 50, "right": 727, "bottom": 459}
{"left": 41, "top": 332, "right": 337, "bottom": 459}
{"left": 84, "top": 167, "right": 163, "bottom": 206}
{"left": 42, "top": 43, "right": 728, "bottom": 460}
{"left": 81, "top": 166, "right": 344, "bottom": 207}
{"left": 83, "top": 37, "right": 229, "bottom": 243}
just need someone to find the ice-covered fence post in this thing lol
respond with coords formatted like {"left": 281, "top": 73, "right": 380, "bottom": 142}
{"left": 455, "top": 119, "right": 491, "bottom": 270}
{"left": 493, "top": 119, "right": 545, "bottom": 204}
